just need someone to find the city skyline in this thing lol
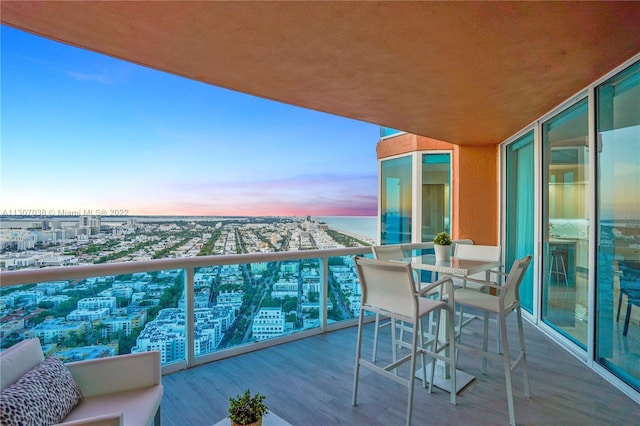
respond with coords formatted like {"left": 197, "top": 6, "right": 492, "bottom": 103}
{"left": 1, "top": 26, "right": 380, "bottom": 217}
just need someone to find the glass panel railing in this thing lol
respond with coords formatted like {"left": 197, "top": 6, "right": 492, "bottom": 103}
{"left": 1, "top": 247, "right": 371, "bottom": 368}
{"left": 380, "top": 126, "right": 404, "bottom": 139}
{"left": 194, "top": 257, "right": 326, "bottom": 357}
{"left": 0, "top": 270, "right": 185, "bottom": 365}
{"left": 129, "top": 270, "right": 185, "bottom": 365}
{"left": 328, "top": 255, "right": 359, "bottom": 323}
{"left": 192, "top": 265, "right": 243, "bottom": 351}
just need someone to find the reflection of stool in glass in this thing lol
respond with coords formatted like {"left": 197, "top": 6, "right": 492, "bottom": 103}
{"left": 548, "top": 248, "right": 568, "bottom": 286}
{"left": 617, "top": 277, "right": 639, "bottom": 337}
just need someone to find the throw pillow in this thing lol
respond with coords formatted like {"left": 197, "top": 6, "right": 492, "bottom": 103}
{"left": 0, "top": 355, "right": 83, "bottom": 426}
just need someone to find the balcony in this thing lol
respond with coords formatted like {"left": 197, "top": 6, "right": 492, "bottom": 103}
{"left": 2, "top": 246, "right": 638, "bottom": 424}
{"left": 160, "top": 313, "right": 638, "bottom": 425}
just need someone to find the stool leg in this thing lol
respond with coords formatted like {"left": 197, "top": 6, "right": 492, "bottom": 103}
{"left": 617, "top": 292, "right": 624, "bottom": 322}
{"left": 517, "top": 306, "right": 530, "bottom": 398}
{"left": 391, "top": 318, "right": 398, "bottom": 371}
{"left": 547, "top": 254, "right": 555, "bottom": 284}
{"left": 372, "top": 313, "right": 380, "bottom": 362}
{"left": 353, "top": 309, "right": 365, "bottom": 406}
{"left": 482, "top": 311, "right": 489, "bottom": 375}
{"left": 559, "top": 255, "right": 568, "bottom": 286}
{"left": 623, "top": 303, "right": 632, "bottom": 336}
{"left": 500, "top": 314, "right": 516, "bottom": 426}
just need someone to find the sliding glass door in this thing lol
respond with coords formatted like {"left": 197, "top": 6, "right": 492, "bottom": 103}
{"left": 542, "top": 98, "right": 590, "bottom": 348}
{"left": 505, "top": 131, "right": 535, "bottom": 313}
{"left": 595, "top": 61, "right": 640, "bottom": 391}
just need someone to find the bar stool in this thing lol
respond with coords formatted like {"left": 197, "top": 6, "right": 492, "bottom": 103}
{"left": 352, "top": 256, "right": 457, "bottom": 426}
{"left": 548, "top": 247, "right": 568, "bottom": 286}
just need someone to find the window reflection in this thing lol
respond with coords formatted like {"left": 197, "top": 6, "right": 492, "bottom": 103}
{"left": 542, "top": 98, "right": 590, "bottom": 348}
{"left": 421, "top": 153, "right": 451, "bottom": 242}
{"left": 596, "top": 61, "right": 640, "bottom": 391}
{"left": 381, "top": 156, "right": 412, "bottom": 244}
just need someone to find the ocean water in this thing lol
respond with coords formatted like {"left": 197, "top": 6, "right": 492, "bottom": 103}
{"left": 316, "top": 216, "right": 377, "bottom": 240}
{"left": 1, "top": 215, "right": 379, "bottom": 240}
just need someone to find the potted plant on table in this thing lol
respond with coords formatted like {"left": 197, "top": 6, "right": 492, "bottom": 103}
{"left": 228, "top": 389, "right": 269, "bottom": 426}
{"left": 433, "top": 231, "right": 452, "bottom": 261}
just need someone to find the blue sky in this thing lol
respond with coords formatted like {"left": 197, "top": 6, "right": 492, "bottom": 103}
{"left": 1, "top": 26, "right": 380, "bottom": 217}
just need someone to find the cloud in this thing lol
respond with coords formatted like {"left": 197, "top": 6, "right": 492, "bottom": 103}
{"left": 64, "top": 71, "right": 113, "bottom": 84}
{"left": 61, "top": 64, "right": 132, "bottom": 85}
{"left": 135, "top": 172, "right": 378, "bottom": 216}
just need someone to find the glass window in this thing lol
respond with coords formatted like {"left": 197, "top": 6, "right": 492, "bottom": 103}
{"left": 380, "top": 127, "right": 404, "bottom": 139}
{"left": 421, "top": 153, "right": 451, "bottom": 242}
{"left": 542, "top": 98, "right": 590, "bottom": 348}
{"left": 505, "top": 131, "right": 535, "bottom": 313}
{"left": 380, "top": 156, "right": 412, "bottom": 244}
{"left": 596, "top": 60, "right": 640, "bottom": 391}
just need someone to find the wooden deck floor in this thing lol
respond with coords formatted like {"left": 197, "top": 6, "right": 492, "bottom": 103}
{"left": 161, "top": 315, "right": 639, "bottom": 425}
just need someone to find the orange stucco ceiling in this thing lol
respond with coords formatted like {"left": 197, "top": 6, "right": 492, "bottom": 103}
{"left": 2, "top": 1, "right": 639, "bottom": 145}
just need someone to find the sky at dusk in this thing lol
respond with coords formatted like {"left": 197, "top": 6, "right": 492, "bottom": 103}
{"left": 1, "top": 26, "right": 380, "bottom": 217}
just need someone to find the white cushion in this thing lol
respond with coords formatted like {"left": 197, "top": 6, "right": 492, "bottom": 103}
{"left": 62, "top": 386, "right": 163, "bottom": 426}
{"left": 0, "top": 338, "right": 45, "bottom": 390}
{"left": 454, "top": 288, "right": 500, "bottom": 313}
{"left": 56, "top": 412, "right": 123, "bottom": 426}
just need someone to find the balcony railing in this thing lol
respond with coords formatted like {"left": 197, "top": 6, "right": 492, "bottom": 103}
{"left": 379, "top": 126, "right": 405, "bottom": 139}
{"left": 1, "top": 246, "right": 385, "bottom": 374}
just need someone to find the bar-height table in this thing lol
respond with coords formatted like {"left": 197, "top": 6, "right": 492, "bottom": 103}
{"left": 406, "top": 254, "right": 501, "bottom": 281}
{"left": 402, "top": 254, "right": 502, "bottom": 393}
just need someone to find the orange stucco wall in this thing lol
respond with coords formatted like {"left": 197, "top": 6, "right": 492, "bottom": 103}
{"left": 455, "top": 144, "right": 498, "bottom": 245}
{"left": 377, "top": 134, "right": 498, "bottom": 245}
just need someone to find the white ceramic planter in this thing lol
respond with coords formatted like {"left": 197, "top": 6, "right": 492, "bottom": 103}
{"left": 434, "top": 244, "right": 451, "bottom": 262}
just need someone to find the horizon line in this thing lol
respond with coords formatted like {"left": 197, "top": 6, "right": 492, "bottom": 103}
{"left": 0, "top": 214, "right": 378, "bottom": 220}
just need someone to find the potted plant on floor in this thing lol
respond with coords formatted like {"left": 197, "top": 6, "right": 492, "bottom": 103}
{"left": 433, "top": 231, "right": 452, "bottom": 262}
{"left": 228, "top": 389, "right": 269, "bottom": 426}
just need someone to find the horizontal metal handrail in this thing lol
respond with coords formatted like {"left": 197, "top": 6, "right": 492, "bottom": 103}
{"left": 0, "top": 246, "right": 373, "bottom": 287}
{"left": 1, "top": 242, "right": 438, "bottom": 373}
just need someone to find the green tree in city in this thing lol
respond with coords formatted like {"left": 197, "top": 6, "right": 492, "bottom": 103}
{"left": 328, "top": 256, "right": 345, "bottom": 266}
{"left": 118, "top": 326, "right": 143, "bottom": 355}
{"left": 37, "top": 301, "right": 54, "bottom": 310}
{"left": 286, "top": 313, "right": 297, "bottom": 322}
{"left": 31, "top": 310, "right": 52, "bottom": 325}
{"left": 325, "top": 229, "right": 371, "bottom": 248}
{"left": 282, "top": 297, "right": 297, "bottom": 313}
{"left": 52, "top": 299, "right": 78, "bottom": 318}
{"left": 93, "top": 322, "right": 107, "bottom": 341}
{"left": 147, "top": 305, "right": 162, "bottom": 321}
{"left": 158, "top": 273, "right": 185, "bottom": 308}
{"left": 64, "top": 331, "right": 86, "bottom": 348}
{"left": 261, "top": 296, "right": 278, "bottom": 308}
